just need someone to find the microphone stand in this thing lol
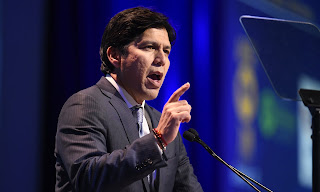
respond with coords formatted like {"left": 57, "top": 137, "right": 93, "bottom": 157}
{"left": 184, "top": 129, "right": 273, "bottom": 192}
{"left": 196, "top": 138, "right": 272, "bottom": 192}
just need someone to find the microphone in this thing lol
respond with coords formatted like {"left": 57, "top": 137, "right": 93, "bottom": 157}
{"left": 183, "top": 128, "right": 273, "bottom": 192}
{"left": 182, "top": 130, "right": 197, "bottom": 142}
{"left": 188, "top": 128, "right": 199, "bottom": 137}
{"left": 183, "top": 128, "right": 219, "bottom": 158}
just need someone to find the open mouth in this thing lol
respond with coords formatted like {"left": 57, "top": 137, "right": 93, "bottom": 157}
{"left": 147, "top": 71, "right": 163, "bottom": 81}
{"left": 147, "top": 73, "right": 161, "bottom": 81}
{"left": 147, "top": 71, "right": 163, "bottom": 88}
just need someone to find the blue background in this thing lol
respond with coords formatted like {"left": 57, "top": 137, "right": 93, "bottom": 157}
{"left": 1, "top": 0, "right": 320, "bottom": 191}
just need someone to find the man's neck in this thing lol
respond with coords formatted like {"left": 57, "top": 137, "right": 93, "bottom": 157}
{"left": 106, "top": 74, "right": 145, "bottom": 108}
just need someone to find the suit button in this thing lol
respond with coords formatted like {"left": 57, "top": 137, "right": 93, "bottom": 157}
{"left": 135, "top": 165, "right": 141, "bottom": 171}
{"left": 147, "top": 158, "right": 153, "bottom": 165}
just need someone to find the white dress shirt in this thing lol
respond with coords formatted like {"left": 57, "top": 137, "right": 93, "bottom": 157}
{"left": 106, "top": 74, "right": 150, "bottom": 137}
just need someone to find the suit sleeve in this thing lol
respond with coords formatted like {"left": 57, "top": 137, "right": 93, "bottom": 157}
{"left": 55, "top": 92, "right": 166, "bottom": 191}
{"left": 173, "top": 134, "right": 203, "bottom": 192}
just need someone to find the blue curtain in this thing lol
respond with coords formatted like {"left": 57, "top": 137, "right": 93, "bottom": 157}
{"left": 2, "top": 0, "right": 320, "bottom": 191}
{"left": 43, "top": 1, "right": 232, "bottom": 191}
{"left": 45, "top": 1, "right": 222, "bottom": 191}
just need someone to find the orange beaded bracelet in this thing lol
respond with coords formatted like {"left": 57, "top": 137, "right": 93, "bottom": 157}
{"left": 152, "top": 128, "right": 167, "bottom": 149}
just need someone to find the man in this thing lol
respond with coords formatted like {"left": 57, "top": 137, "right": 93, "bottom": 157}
{"left": 55, "top": 7, "right": 203, "bottom": 192}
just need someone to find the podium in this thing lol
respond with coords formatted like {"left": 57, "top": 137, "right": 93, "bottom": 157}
{"left": 240, "top": 15, "right": 320, "bottom": 192}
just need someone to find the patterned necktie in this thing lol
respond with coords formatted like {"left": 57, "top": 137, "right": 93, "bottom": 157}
{"left": 132, "top": 105, "right": 144, "bottom": 137}
{"left": 131, "top": 105, "right": 155, "bottom": 189}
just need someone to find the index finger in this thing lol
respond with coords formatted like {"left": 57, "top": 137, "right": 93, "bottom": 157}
{"left": 167, "top": 82, "right": 190, "bottom": 103}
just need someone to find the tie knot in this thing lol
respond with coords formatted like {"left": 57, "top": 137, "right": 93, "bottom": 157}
{"left": 131, "top": 104, "right": 142, "bottom": 110}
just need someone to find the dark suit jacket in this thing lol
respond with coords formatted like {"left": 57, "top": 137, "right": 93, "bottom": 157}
{"left": 55, "top": 77, "right": 203, "bottom": 192}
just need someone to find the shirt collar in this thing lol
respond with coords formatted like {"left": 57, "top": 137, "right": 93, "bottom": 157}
{"left": 106, "top": 74, "right": 145, "bottom": 109}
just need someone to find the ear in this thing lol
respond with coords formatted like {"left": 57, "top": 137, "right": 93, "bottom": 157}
{"left": 106, "top": 46, "right": 121, "bottom": 68}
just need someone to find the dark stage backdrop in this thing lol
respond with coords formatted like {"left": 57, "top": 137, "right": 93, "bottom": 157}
{"left": 1, "top": 0, "right": 320, "bottom": 192}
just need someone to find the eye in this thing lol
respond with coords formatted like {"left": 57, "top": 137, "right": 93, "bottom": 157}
{"left": 144, "top": 45, "right": 155, "bottom": 50}
{"left": 163, "top": 49, "right": 171, "bottom": 55}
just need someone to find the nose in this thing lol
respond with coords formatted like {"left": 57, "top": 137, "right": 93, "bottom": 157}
{"left": 154, "top": 49, "right": 166, "bottom": 66}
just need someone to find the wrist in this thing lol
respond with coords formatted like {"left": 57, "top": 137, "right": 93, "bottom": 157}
{"left": 152, "top": 128, "right": 167, "bottom": 149}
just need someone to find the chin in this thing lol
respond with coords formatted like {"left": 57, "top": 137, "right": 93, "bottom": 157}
{"left": 144, "top": 89, "right": 160, "bottom": 101}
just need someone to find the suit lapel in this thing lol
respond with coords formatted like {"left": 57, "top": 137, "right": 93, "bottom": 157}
{"left": 144, "top": 104, "right": 160, "bottom": 128}
{"left": 96, "top": 77, "right": 139, "bottom": 143}
{"left": 109, "top": 97, "right": 140, "bottom": 143}
{"left": 97, "top": 77, "right": 159, "bottom": 191}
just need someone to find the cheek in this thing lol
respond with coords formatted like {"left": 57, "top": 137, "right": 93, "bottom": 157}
{"left": 124, "top": 55, "right": 138, "bottom": 68}
{"left": 121, "top": 55, "right": 139, "bottom": 73}
{"left": 164, "top": 60, "right": 170, "bottom": 74}
{"left": 136, "top": 56, "right": 152, "bottom": 73}
{"left": 125, "top": 61, "right": 147, "bottom": 80}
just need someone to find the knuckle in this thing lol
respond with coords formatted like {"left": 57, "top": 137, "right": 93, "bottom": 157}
{"left": 163, "top": 103, "right": 172, "bottom": 111}
{"left": 180, "top": 100, "right": 188, "bottom": 104}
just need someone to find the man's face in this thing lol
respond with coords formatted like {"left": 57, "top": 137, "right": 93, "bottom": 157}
{"left": 116, "top": 28, "right": 171, "bottom": 104}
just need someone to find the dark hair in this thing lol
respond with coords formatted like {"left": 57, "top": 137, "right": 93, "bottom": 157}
{"left": 99, "top": 7, "right": 176, "bottom": 75}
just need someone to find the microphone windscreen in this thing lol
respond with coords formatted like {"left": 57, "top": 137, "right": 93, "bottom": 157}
{"left": 183, "top": 130, "right": 196, "bottom": 142}
{"left": 188, "top": 128, "right": 199, "bottom": 137}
